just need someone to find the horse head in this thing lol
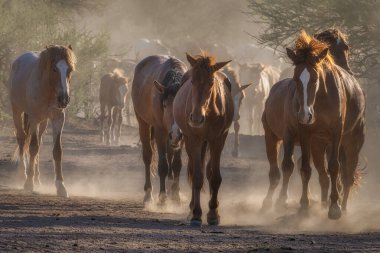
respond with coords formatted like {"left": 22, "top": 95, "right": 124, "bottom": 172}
{"left": 186, "top": 52, "right": 231, "bottom": 128}
{"left": 287, "top": 31, "right": 334, "bottom": 125}
{"left": 40, "top": 45, "right": 76, "bottom": 109}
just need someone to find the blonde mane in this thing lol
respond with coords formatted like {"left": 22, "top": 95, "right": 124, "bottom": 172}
{"left": 293, "top": 30, "right": 335, "bottom": 70}
{"left": 111, "top": 68, "right": 128, "bottom": 84}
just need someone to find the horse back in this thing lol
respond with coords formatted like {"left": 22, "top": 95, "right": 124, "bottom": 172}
{"left": 263, "top": 78, "right": 294, "bottom": 139}
{"left": 337, "top": 68, "right": 366, "bottom": 133}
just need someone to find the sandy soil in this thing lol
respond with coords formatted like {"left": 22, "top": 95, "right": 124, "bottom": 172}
{"left": 0, "top": 118, "right": 379, "bottom": 252}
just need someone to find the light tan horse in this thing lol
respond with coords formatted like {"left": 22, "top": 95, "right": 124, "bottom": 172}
{"left": 99, "top": 69, "right": 128, "bottom": 145}
{"left": 173, "top": 53, "right": 233, "bottom": 226}
{"left": 222, "top": 66, "right": 251, "bottom": 157}
{"left": 8, "top": 45, "right": 76, "bottom": 197}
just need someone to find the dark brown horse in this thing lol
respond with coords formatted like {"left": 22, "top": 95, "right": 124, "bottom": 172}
{"left": 222, "top": 66, "right": 250, "bottom": 157}
{"left": 262, "top": 31, "right": 365, "bottom": 220}
{"left": 262, "top": 29, "right": 356, "bottom": 212}
{"left": 173, "top": 53, "right": 233, "bottom": 226}
{"left": 132, "top": 55, "right": 187, "bottom": 205}
{"left": 99, "top": 69, "right": 128, "bottom": 145}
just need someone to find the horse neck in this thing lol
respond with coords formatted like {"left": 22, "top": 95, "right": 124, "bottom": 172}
{"left": 207, "top": 75, "right": 225, "bottom": 116}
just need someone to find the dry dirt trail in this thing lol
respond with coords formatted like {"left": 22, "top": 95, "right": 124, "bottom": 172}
{"left": 0, "top": 119, "right": 379, "bottom": 252}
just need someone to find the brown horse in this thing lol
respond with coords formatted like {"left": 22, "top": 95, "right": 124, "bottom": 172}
{"left": 262, "top": 31, "right": 365, "bottom": 219}
{"left": 222, "top": 66, "right": 250, "bottom": 157}
{"left": 132, "top": 55, "right": 187, "bottom": 205}
{"left": 99, "top": 69, "right": 128, "bottom": 145}
{"left": 262, "top": 29, "right": 356, "bottom": 212}
{"left": 8, "top": 45, "right": 76, "bottom": 197}
{"left": 173, "top": 53, "right": 233, "bottom": 226}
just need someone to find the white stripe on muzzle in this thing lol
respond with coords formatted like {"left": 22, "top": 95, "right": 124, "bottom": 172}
{"left": 56, "top": 60, "right": 69, "bottom": 96}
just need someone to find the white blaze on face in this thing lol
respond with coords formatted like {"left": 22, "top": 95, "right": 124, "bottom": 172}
{"left": 56, "top": 60, "right": 69, "bottom": 95}
{"left": 300, "top": 68, "right": 312, "bottom": 120}
{"left": 233, "top": 93, "right": 242, "bottom": 120}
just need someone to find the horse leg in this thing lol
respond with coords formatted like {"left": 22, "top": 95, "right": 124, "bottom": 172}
{"left": 341, "top": 123, "right": 364, "bottom": 212}
{"left": 24, "top": 120, "right": 39, "bottom": 192}
{"left": 186, "top": 136, "right": 205, "bottom": 226}
{"left": 328, "top": 128, "right": 343, "bottom": 219}
{"left": 154, "top": 128, "right": 169, "bottom": 205}
{"left": 311, "top": 140, "right": 329, "bottom": 208}
{"left": 114, "top": 108, "right": 122, "bottom": 145}
{"left": 167, "top": 143, "right": 174, "bottom": 180}
{"left": 299, "top": 131, "right": 312, "bottom": 211}
{"left": 262, "top": 122, "right": 281, "bottom": 210}
{"left": 136, "top": 115, "right": 153, "bottom": 204}
{"left": 34, "top": 119, "right": 48, "bottom": 186}
{"left": 125, "top": 94, "right": 131, "bottom": 126}
{"left": 276, "top": 131, "right": 295, "bottom": 208}
{"left": 12, "top": 110, "right": 27, "bottom": 183}
{"left": 110, "top": 107, "right": 118, "bottom": 144}
{"left": 169, "top": 146, "right": 183, "bottom": 204}
{"left": 105, "top": 106, "right": 112, "bottom": 145}
{"left": 100, "top": 103, "right": 105, "bottom": 143}
{"left": 207, "top": 132, "right": 228, "bottom": 225}
{"left": 231, "top": 120, "right": 240, "bottom": 157}
{"left": 51, "top": 112, "right": 68, "bottom": 197}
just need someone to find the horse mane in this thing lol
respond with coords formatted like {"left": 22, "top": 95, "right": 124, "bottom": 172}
{"left": 315, "top": 28, "right": 349, "bottom": 47}
{"left": 111, "top": 68, "right": 128, "bottom": 84}
{"left": 192, "top": 51, "right": 216, "bottom": 76}
{"left": 292, "top": 30, "right": 335, "bottom": 71}
{"left": 39, "top": 45, "right": 77, "bottom": 73}
{"left": 160, "top": 58, "right": 185, "bottom": 105}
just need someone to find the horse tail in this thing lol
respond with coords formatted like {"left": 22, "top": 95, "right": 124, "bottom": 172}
{"left": 352, "top": 154, "right": 367, "bottom": 189}
{"left": 12, "top": 113, "right": 30, "bottom": 162}
{"left": 150, "top": 126, "right": 157, "bottom": 177}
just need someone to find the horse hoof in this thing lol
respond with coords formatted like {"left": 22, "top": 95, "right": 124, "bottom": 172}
{"left": 190, "top": 218, "right": 202, "bottom": 227}
{"left": 158, "top": 193, "right": 167, "bottom": 206}
{"left": 24, "top": 179, "right": 34, "bottom": 192}
{"left": 34, "top": 177, "right": 41, "bottom": 186}
{"left": 275, "top": 198, "right": 288, "bottom": 211}
{"left": 207, "top": 211, "right": 220, "bottom": 226}
{"left": 55, "top": 180, "right": 68, "bottom": 198}
{"left": 261, "top": 198, "right": 273, "bottom": 212}
{"left": 328, "top": 204, "right": 342, "bottom": 220}
{"left": 143, "top": 190, "right": 154, "bottom": 204}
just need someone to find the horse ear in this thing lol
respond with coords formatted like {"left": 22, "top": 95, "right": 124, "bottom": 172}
{"left": 153, "top": 80, "right": 165, "bottom": 94}
{"left": 286, "top": 48, "right": 297, "bottom": 63}
{"left": 212, "top": 60, "right": 231, "bottom": 72}
{"left": 240, "top": 83, "right": 252, "bottom": 91}
{"left": 68, "top": 44, "right": 73, "bottom": 50}
{"left": 316, "top": 48, "right": 329, "bottom": 63}
{"left": 186, "top": 53, "right": 197, "bottom": 67}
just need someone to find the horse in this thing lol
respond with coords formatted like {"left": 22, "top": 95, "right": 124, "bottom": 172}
{"left": 279, "top": 29, "right": 353, "bottom": 80}
{"left": 262, "top": 28, "right": 356, "bottom": 212}
{"left": 262, "top": 31, "right": 365, "bottom": 220}
{"left": 8, "top": 45, "right": 76, "bottom": 197}
{"left": 173, "top": 53, "right": 233, "bottom": 226}
{"left": 99, "top": 69, "right": 128, "bottom": 145}
{"left": 132, "top": 55, "right": 187, "bottom": 205}
{"left": 239, "top": 63, "right": 280, "bottom": 135}
{"left": 222, "top": 66, "right": 251, "bottom": 157}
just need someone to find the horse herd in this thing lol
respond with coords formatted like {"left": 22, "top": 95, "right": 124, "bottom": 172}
{"left": 6, "top": 28, "right": 365, "bottom": 226}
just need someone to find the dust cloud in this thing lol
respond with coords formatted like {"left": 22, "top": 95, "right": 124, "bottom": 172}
{"left": 0, "top": 0, "right": 379, "bottom": 236}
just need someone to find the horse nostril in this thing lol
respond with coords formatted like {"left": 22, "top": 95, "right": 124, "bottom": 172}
{"left": 308, "top": 113, "right": 313, "bottom": 123}
{"left": 169, "top": 132, "right": 173, "bottom": 140}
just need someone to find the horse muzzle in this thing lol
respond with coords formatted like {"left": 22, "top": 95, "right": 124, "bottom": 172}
{"left": 188, "top": 113, "right": 205, "bottom": 128}
{"left": 169, "top": 130, "right": 183, "bottom": 150}
{"left": 298, "top": 111, "right": 315, "bottom": 125}
{"left": 57, "top": 94, "right": 70, "bottom": 109}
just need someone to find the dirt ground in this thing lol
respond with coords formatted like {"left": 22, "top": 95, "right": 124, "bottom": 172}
{"left": 0, "top": 118, "right": 379, "bottom": 252}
